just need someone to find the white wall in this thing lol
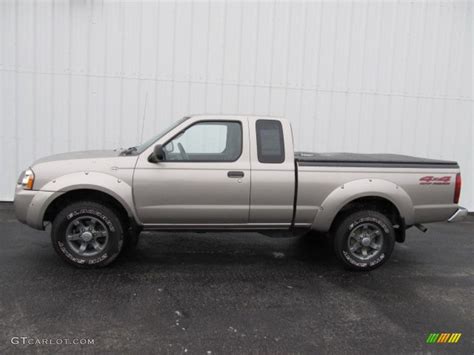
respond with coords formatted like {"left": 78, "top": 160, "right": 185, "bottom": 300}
{"left": 0, "top": 0, "right": 472, "bottom": 209}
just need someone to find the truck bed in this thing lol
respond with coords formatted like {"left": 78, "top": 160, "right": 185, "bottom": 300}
{"left": 295, "top": 152, "right": 459, "bottom": 169}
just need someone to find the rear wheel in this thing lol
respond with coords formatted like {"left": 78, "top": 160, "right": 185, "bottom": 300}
{"left": 51, "top": 201, "right": 124, "bottom": 268}
{"left": 333, "top": 210, "right": 395, "bottom": 271}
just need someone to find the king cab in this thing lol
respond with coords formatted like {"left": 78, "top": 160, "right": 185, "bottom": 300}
{"left": 14, "top": 115, "right": 467, "bottom": 270}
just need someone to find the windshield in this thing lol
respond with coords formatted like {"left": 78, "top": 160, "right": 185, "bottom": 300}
{"left": 131, "top": 116, "right": 190, "bottom": 155}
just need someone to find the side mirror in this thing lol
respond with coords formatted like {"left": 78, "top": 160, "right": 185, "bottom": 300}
{"left": 164, "top": 141, "right": 174, "bottom": 153}
{"left": 148, "top": 144, "right": 165, "bottom": 163}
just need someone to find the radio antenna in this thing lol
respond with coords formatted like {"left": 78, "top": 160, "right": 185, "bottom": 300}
{"left": 140, "top": 92, "right": 149, "bottom": 143}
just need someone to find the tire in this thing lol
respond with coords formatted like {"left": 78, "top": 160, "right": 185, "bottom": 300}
{"left": 333, "top": 210, "right": 395, "bottom": 271}
{"left": 51, "top": 201, "right": 124, "bottom": 268}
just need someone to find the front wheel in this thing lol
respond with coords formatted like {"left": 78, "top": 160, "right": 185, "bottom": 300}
{"left": 51, "top": 201, "right": 124, "bottom": 268}
{"left": 333, "top": 210, "right": 395, "bottom": 271}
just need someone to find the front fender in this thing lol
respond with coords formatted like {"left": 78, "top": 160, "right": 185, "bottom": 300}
{"left": 311, "top": 178, "right": 414, "bottom": 232}
{"left": 40, "top": 171, "right": 138, "bottom": 223}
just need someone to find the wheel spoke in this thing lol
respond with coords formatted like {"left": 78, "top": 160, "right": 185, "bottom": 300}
{"left": 94, "top": 230, "right": 107, "bottom": 239}
{"left": 89, "top": 219, "right": 97, "bottom": 230}
{"left": 67, "top": 233, "right": 82, "bottom": 241}
{"left": 370, "top": 231, "right": 381, "bottom": 239}
{"left": 350, "top": 242, "right": 361, "bottom": 252}
{"left": 78, "top": 242, "right": 87, "bottom": 254}
{"left": 370, "top": 242, "right": 380, "bottom": 250}
{"left": 361, "top": 248, "right": 368, "bottom": 257}
{"left": 92, "top": 241, "right": 102, "bottom": 251}
{"left": 77, "top": 220, "right": 87, "bottom": 232}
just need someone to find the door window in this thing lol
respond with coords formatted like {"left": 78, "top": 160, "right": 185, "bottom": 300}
{"left": 163, "top": 121, "right": 242, "bottom": 162}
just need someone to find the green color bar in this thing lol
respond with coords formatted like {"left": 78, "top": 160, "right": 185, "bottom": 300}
{"left": 426, "top": 333, "right": 439, "bottom": 344}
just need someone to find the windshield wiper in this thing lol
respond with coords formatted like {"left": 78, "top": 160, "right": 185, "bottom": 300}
{"left": 120, "top": 146, "right": 137, "bottom": 156}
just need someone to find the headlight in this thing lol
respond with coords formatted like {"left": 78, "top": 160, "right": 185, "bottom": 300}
{"left": 18, "top": 169, "right": 35, "bottom": 190}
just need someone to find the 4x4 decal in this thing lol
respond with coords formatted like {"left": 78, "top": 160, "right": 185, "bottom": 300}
{"left": 419, "top": 176, "right": 451, "bottom": 185}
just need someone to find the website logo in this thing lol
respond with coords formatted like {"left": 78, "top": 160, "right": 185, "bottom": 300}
{"left": 426, "top": 333, "right": 462, "bottom": 344}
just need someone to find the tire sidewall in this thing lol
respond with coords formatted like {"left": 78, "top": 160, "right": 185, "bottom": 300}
{"left": 335, "top": 212, "right": 395, "bottom": 271}
{"left": 52, "top": 203, "right": 124, "bottom": 267}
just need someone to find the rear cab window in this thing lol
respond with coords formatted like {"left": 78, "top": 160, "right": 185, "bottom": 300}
{"left": 256, "top": 120, "right": 285, "bottom": 163}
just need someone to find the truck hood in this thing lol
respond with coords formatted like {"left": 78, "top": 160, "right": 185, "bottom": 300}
{"left": 33, "top": 149, "right": 122, "bottom": 165}
{"left": 29, "top": 149, "right": 138, "bottom": 191}
{"left": 31, "top": 149, "right": 139, "bottom": 171}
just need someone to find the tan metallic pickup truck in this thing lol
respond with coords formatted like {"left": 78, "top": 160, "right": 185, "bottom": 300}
{"left": 14, "top": 115, "right": 467, "bottom": 270}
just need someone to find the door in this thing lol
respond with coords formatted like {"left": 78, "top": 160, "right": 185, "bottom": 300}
{"left": 133, "top": 118, "right": 250, "bottom": 226}
{"left": 248, "top": 118, "right": 295, "bottom": 225}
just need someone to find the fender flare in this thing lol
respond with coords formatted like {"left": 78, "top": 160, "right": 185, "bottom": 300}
{"left": 311, "top": 178, "right": 414, "bottom": 232}
{"left": 40, "top": 172, "right": 139, "bottom": 223}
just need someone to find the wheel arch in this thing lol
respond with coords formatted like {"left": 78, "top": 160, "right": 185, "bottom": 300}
{"left": 311, "top": 178, "right": 414, "bottom": 241}
{"left": 43, "top": 188, "right": 136, "bottom": 229}
{"left": 329, "top": 196, "right": 407, "bottom": 243}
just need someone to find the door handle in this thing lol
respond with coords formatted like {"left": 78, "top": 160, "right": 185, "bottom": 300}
{"left": 227, "top": 171, "right": 244, "bottom": 178}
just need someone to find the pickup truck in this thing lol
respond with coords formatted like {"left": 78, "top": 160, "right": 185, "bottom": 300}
{"left": 14, "top": 115, "right": 467, "bottom": 270}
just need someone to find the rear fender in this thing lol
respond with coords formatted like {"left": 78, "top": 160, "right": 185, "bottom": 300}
{"left": 311, "top": 178, "right": 414, "bottom": 232}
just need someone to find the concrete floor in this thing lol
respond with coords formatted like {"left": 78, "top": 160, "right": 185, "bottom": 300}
{"left": 0, "top": 203, "right": 473, "bottom": 354}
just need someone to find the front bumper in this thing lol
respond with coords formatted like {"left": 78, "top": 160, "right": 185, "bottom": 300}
{"left": 447, "top": 207, "right": 468, "bottom": 223}
{"left": 14, "top": 186, "right": 59, "bottom": 230}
